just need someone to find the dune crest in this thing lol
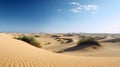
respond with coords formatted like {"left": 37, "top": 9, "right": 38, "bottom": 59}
{"left": 0, "top": 33, "right": 13, "bottom": 39}
{"left": 0, "top": 34, "right": 120, "bottom": 67}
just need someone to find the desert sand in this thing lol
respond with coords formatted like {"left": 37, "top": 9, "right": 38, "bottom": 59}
{"left": 0, "top": 33, "right": 120, "bottom": 67}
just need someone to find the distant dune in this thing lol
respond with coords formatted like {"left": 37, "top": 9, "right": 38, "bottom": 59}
{"left": 0, "top": 33, "right": 120, "bottom": 67}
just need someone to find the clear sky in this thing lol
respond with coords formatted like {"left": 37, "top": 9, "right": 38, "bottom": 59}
{"left": 0, "top": 0, "right": 120, "bottom": 33}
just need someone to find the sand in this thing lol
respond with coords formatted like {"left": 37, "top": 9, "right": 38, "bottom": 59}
{"left": 0, "top": 33, "right": 120, "bottom": 67}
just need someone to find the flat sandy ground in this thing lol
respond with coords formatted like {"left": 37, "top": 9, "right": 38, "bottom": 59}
{"left": 0, "top": 33, "right": 120, "bottom": 67}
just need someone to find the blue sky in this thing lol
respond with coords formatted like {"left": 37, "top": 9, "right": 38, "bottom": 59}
{"left": 0, "top": 0, "right": 120, "bottom": 33}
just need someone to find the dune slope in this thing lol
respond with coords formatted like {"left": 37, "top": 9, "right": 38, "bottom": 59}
{"left": 0, "top": 33, "right": 120, "bottom": 67}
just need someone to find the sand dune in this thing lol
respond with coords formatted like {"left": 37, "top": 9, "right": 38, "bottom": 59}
{"left": 102, "top": 38, "right": 120, "bottom": 43}
{"left": 0, "top": 33, "right": 120, "bottom": 67}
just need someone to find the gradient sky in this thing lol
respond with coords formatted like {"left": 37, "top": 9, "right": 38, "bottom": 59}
{"left": 0, "top": 0, "right": 120, "bottom": 33}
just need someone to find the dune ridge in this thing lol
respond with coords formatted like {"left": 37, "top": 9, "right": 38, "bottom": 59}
{"left": 0, "top": 33, "right": 120, "bottom": 67}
